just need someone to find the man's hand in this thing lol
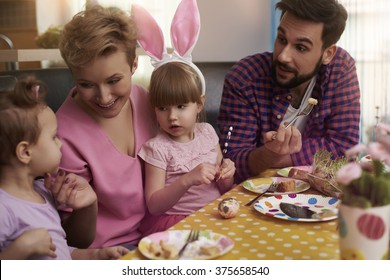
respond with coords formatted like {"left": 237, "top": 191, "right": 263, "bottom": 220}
{"left": 264, "top": 123, "right": 302, "bottom": 155}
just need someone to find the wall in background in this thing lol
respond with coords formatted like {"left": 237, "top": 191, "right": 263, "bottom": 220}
{"left": 193, "top": 0, "right": 273, "bottom": 62}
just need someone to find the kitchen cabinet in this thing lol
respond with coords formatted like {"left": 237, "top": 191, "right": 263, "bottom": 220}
{"left": 0, "top": 0, "right": 40, "bottom": 70}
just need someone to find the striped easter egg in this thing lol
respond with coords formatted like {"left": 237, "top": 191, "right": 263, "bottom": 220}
{"left": 357, "top": 213, "right": 386, "bottom": 240}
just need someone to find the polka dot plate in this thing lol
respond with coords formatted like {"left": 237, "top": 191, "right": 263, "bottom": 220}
{"left": 241, "top": 177, "right": 310, "bottom": 195}
{"left": 254, "top": 194, "right": 340, "bottom": 222}
{"left": 139, "top": 230, "right": 234, "bottom": 260}
{"left": 276, "top": 165, "right": 312, "bottom": 177}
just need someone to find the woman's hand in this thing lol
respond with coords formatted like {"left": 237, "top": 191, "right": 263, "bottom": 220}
{"left": 44, "top": 170, "right": 97, "bottom": 210}
{"left": 97, "top": 246, "right": 130, "bottom": 260}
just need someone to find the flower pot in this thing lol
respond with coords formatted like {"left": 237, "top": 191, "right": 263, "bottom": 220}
{"left": 338, "top": 204, "right": 390, "bottom": 259}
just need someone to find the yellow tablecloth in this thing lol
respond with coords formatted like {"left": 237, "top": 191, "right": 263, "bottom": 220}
{"left": 122, "top": 175, "right": 340, "bottom": 260}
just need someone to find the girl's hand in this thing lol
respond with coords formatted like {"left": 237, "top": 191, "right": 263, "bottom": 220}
{"left": 216, "top": 158, "right": 235, "bottom": 181}
{"left": 187, "top": 163, "right": 218, "bottom": 185}
{"left": 44, "top": 170, "right": 97, "bottom": 210}
{"left": 19, "top": 228, "right": 56, "bottom": 259}
{"left": 97, "top": 246, "right": 130, "bottom": 260}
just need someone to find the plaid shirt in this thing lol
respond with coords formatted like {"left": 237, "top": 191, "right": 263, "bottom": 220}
{"left": 218, "top": 47, "right": 361, "bottom": 183}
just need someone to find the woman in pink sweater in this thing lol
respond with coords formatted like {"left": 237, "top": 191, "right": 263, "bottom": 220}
{"left": 56, "top": 5, "right": 156, "bottom": 249}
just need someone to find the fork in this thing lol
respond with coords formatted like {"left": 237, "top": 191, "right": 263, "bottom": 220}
{"left": 245, "top": 182, "right": 277, "bottom": 207}
{"left": 285, "top": 102, "right": 315, "bottom": 129}
{"left": 178, "top": 229, "right": 200, "bottom": 257}
{"left": 272, "top": 103, "right": 315, "bottom": 140}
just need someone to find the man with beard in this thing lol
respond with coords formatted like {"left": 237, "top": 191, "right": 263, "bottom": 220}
{"left": 217, "top": 0, "right": 360, "bottom": 183}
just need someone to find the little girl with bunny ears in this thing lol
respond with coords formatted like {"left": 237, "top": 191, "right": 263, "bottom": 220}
{"left": 135, "top": 0, "right": 236, "bottom": 235}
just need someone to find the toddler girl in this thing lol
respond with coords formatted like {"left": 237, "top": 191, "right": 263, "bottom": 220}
{"left": 0, "top": 76, "right": 128, "bottom": 259}
{"left": 135, "top": 0, "right": 236, "bottom": 234}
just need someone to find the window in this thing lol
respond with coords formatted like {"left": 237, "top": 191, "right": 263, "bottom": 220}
{"left": 338, "top": 0, "right": 390, "bottom": 144}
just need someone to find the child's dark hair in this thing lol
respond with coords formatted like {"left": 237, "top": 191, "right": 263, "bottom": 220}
{"left": 0, "top": 76, "right": 47, "bottom": 168}
{"left": 149, "top": 62, "right": 203, "bottom": 107}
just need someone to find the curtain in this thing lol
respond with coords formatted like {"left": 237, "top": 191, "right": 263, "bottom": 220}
{"left": 338, "top": 0, "right": 390, "bottom": 143}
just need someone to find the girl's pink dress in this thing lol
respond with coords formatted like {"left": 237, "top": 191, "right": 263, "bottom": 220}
{"left": 138, "top": 122, "right": 222, "bottom": 235}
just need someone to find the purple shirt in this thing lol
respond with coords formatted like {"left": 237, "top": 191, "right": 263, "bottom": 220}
{"left": 218, "top": 47, "right": 361, "bottom": 182}
{"left": 56, "top": 84, "right": 156, "bottom": 248}
{"left": 0, "top": 180, "right": 72, "bottom": 260}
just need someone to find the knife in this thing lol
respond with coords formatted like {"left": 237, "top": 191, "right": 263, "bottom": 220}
{"left": 279, "top": 202, "right": 317, "bottom": 219}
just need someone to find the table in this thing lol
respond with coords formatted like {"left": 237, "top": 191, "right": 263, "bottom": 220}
{"left": 122, "top": 169, "right": 340, "bottom": 260}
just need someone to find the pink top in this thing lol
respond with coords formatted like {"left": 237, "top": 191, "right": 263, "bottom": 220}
{"left": 0, "top": 180, "right": 73, "bottom": 259}
{"left": 138, "top": 123, "right": 222, "bottom": 215}
{"left": 56, "top": 85, "right": 156, "bottom": 248}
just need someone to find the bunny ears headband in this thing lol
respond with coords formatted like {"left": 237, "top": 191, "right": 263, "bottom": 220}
{"left": 132, "top": 0, "right": 206, "bottom": 96}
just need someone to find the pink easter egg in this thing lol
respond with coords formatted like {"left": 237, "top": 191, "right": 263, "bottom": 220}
{"left": 357, "top": 213, "right": 386, "bottom": 240}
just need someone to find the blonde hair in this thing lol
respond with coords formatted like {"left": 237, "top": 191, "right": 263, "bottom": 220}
{"left": 59, "top": 5, "right": 138, "bottom": 69}
{"left": 0, "top": 76, "right": 47, "bottom": 169}
{"left": 149, "top": 62, "right": 203, "bottom": 108}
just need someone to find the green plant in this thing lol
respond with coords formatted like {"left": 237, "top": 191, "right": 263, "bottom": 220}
{"left": 309, "top": 149, "right": 347, "bottom": 198}
{"left": 336, "top": 123, "right": 390, "bottom": 208}
{"left": 340, "top": 159, "right": 390, "bottom": 208}
{"left": 312, "top": 149, "right": 347, "bottom": 181}
{"left": 35, "top": 26, "right": 63, "bottom": 49}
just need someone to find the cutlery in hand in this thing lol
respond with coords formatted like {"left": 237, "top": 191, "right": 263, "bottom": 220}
{"left": 272, "top": 99, "right": 316, "bottom": 140}
{"left": 284, "top": 101, "right": 316, "bottom": 129}
{"left": 245, "top": 182, "right": 277, "bottom": 207}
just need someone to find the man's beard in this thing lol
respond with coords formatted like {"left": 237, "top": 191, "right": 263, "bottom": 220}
{"left": 272, "top": 56, "right": 323, "bottom": 89}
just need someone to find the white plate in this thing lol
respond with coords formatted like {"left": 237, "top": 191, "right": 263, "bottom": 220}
{"left": 241, "top": 177, "right": 310, "bottom": 195}
{"left": 253, "top": 194, "right": 340, "bottom": 222}
{"left": 276, "top": 166, "right": 312, "bottom": 177}
{"left": 139, "top": 230, "right": 234, "bottom": 260}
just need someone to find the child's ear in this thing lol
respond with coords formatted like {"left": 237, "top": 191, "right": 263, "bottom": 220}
{"left": 197, "top": 95, "right": 206, "bottom": 112}
{"left": 15, "top": 141, "right": 32, "bottom": 164}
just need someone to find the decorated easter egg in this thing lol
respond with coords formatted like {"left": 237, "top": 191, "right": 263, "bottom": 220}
{"left": 357, "top": 213, "right": 386, "bottom": 240}
{"left": 218, "top": 198, "right": 240, "bottom": 219}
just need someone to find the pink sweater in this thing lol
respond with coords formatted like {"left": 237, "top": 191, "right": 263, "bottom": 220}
{"left": 56, "top": 85, "right": 156, "bottom": 248}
